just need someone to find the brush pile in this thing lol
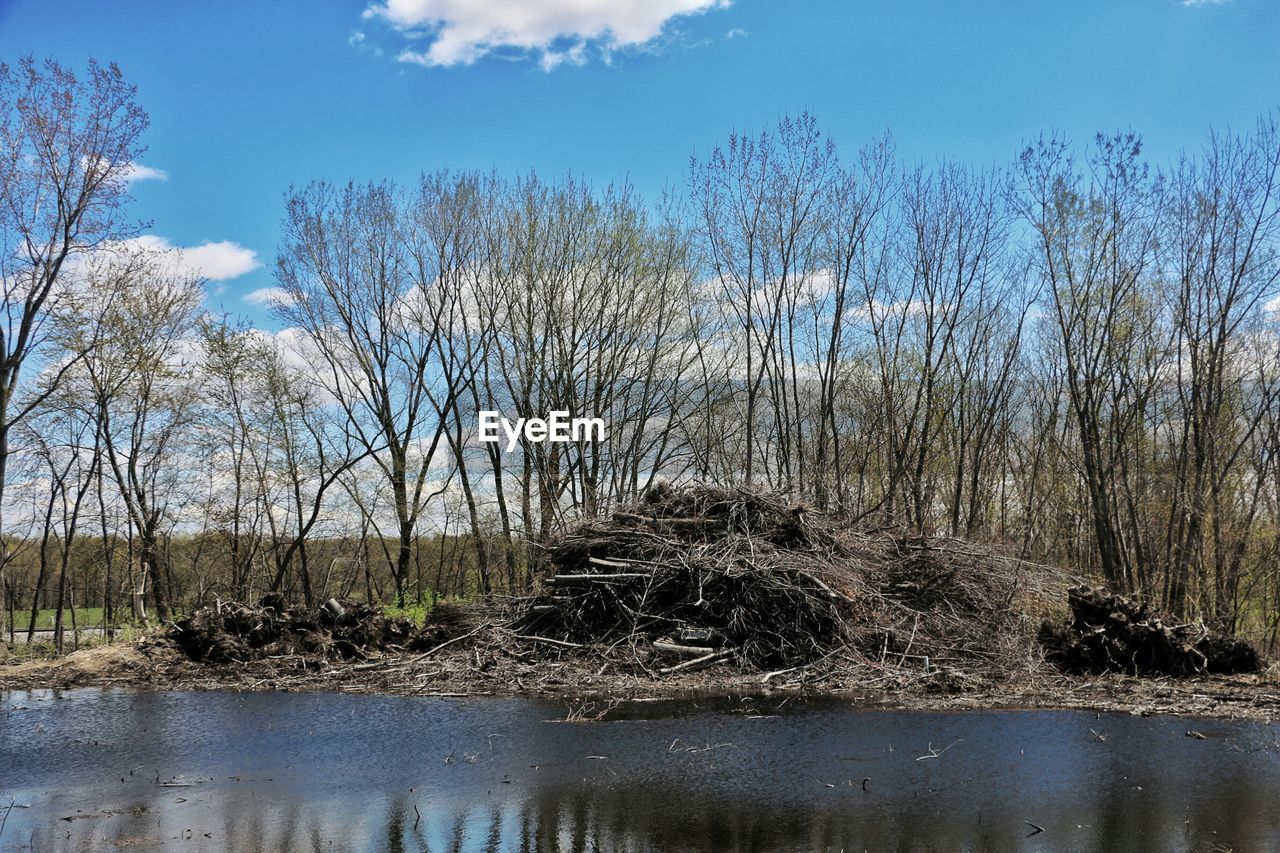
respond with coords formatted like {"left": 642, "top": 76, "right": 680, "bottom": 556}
{"left": 129, "top": 487, "right": 1273, "bottom": 694}
{"left": 513, "top": 485, "right": 1066, "bottom": 680}
{"left": 169, "top": 595, "right": 419, "bottom": 664}
{"left": 1040, "top": 586, "right": 1263, "bottom": 676}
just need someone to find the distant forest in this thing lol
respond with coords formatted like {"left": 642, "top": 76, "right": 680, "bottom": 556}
{"left": 3, "top": 58, "right": 1280, "bottom": 651}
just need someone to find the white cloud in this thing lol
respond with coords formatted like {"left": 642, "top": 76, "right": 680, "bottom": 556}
{"left": 119, "top": 235, "right": 261, "bottom": 281}
{"left": 349, "top": 27, "right": 385, "bottom": 56}
{"left": 367, "top": 0, "right": 731, "bottom": 69}
{"left": 726, "top": 27, "right": 747, "bottom": 39}
{"left": 540, "top": 40, "right": 587, "bottom": 72}
{"left": 80, "top": 158, "right": 168, "bottom": 185}
{"left": 245, "top": 286, "right": 296, "bottom": 308}
{"left": 121, "top": 162, "right": 169, "bottom": 184}
{"left": 1181, "top": 0, "right": 1230, "bottom": 6}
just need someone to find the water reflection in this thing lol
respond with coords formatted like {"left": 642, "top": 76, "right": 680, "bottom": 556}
{"left": 2, "top": 689, "right": 1277, "bottom": 852}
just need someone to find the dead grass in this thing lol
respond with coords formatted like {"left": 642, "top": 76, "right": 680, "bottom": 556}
{"left": 1, "top": 644, "right": 147, "bottom": 681}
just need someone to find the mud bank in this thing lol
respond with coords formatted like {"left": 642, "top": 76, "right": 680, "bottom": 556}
{"left": 3, "top": 640, "right": 1278, "bottom": 722}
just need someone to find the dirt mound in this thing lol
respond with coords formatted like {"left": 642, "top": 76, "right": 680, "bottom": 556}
{"left": 1039, "top": 586, "right": 1263, "bottom": 676}
{"left": 514, "top": 485, "right": 1067, "bottom": 681}
{"left": 169, "top": 596, "right": 419, "bottom": 663}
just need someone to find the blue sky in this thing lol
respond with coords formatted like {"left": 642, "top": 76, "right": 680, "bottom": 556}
{"left": 2, "top": 0, "right": 1277, "bottom": 325}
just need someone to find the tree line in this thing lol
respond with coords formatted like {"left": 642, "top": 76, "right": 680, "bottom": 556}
{"left": 3, "top": 58, "right": 1279, "bottom": 651}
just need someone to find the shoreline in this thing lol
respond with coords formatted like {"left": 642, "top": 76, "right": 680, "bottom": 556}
{"left": 3, "top": 643, "right": 1278, "bottom": 722}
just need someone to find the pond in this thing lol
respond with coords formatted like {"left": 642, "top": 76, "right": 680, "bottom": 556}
{"left": 1, "top": 689, "right": 1278, "bottom": 851}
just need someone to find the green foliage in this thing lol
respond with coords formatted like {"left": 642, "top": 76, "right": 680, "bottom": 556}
{"left": 384, "top": 596, "right": 471, "bottom": 627}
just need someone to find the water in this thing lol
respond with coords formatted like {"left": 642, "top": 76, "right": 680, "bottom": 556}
{"left": 1, "top": 689, "right": 1278, "bottom": 852}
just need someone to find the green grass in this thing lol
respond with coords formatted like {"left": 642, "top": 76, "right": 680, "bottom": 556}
{"left": 10, "top": 607, "right": 107, "bottom": 631}
{"left": 9, "top": 599, "right": 461, "bottom": 633}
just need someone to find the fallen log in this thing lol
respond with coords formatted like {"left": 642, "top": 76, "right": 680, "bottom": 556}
{"left": 653, "top": 638, "right": 719, "bottom": 657}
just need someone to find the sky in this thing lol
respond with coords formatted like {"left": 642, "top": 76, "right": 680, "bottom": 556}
{"left": 2, "top": 0, "right": 1277, "bottom": 326}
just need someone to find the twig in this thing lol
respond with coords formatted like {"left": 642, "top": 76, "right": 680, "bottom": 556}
{"left": 548, "top": 573, "right": 652, "bottom": 585}
{"left": 512, "top": 634, "right": 585, "bottom": 649}
{"left": 916, "top": 739, "right": 962, "bottom": 761}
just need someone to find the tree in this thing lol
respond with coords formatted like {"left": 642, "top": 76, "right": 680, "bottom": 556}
{"left": 0, "top": 56, "right": 147, "bottom": 639}
{"left": 1013, "top": 132, "right": 1166, "bottom": 590}
{"left": 1163, "top": 117, "right": 1280, "bottom": 620}
{"left": 691, "top": 113, "right": 839, "bottom": 490}
{"left": 261, "top": 333, "right": 367, "bottom": 605}
{"left": 277, "top": 181, "right": 459, "bottom": 605}
{"left": 20, "top": 396, "right": 100, "bottom": 652}
{"left": 197, "top": 318, "right": 273, "bottom": 601}
{"left": 63, "top": 251, "right": 204, "bottom": 621}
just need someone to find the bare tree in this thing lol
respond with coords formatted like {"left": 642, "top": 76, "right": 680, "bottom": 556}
{"left": 277, "top": 181, "right": 458, "bottom": 605}
{"left": 261, "top": 333, "right": 368, "bottom": 605}
{"left": 197, "top": 318, "right": 274, "bottom": 601}
{"left": 1163, "top": 116, "right": 1280, "bottom": 619}
{"left": 63, "top": 253, "right": 204, "bottom": 621}
{"left": 691, "top": 113, "right": 838, "bottom": 490}
{"left": 1013, "top": 132, "right": 1167, "bottom": 590}
{"left": 20, "top": 397, "right": 100, "bottom": 651}
{"left": 0, "top": 57, "right": 147, "bottom": 638}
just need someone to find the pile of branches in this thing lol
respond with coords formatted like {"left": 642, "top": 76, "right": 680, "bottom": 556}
{"left": 1039, "top": 586, "right": 1263, "bottom": 677}
{"left": 168, "top": 595, "right": 419, "bottom": 664}
{"left": 856, "top": 534, "right": 1064, "bottom": 679}
{"left": 513, "top": 485, "right": 1066, "bottom": 680}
